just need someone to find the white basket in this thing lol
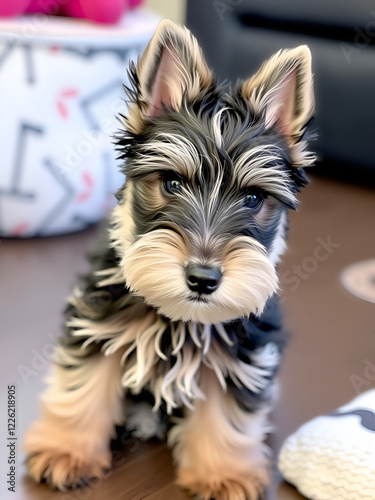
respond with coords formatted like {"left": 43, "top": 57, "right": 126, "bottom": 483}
{"left": 0, "top": 10, "right": 159, "bottom": 237}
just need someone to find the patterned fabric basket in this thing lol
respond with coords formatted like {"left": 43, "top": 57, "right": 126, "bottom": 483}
{"left": 0, "top": 11, "right": 159, "bottom": 237}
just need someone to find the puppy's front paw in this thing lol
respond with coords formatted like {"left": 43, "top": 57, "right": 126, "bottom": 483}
{"left": 24, "top": 421, "right": 112, "bottom": 490}
{"left": 177, "top": 468, "right": 268, "bottom": 500}
{"left": 26, "top": 448, "right": 111, "bottom": 490}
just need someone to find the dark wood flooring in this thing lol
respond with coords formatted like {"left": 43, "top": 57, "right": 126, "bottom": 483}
{"left": 1, "top": 174, "right": 374, "bottom": 500}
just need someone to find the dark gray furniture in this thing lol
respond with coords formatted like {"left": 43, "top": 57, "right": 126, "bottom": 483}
{"left": 186, "top": 0, "right": 375, "bottom": 181}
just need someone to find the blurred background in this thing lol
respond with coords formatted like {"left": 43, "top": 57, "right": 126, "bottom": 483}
{"left": 0, "top": 1, "right": 374, "bottom": 500}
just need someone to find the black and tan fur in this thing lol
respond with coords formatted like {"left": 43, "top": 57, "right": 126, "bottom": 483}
{"left": 24, "top": 19, "right": 315, "bottom": 500}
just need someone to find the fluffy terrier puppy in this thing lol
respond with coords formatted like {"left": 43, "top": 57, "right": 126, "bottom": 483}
{"left": 24, "top": 19, "right": 315, "bottom": 500}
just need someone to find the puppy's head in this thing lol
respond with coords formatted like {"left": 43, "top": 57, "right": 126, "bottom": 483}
{"left": 111, "top": 20, "right": 315, "bottom": 324}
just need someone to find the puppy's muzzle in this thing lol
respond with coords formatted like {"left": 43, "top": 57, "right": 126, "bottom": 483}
{"left": 185, "top": 264, "right": 222, "bottom": 295}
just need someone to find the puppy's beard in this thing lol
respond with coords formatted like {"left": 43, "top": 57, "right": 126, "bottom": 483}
{"left": 120, "top": 229, "right": 278, "bottom": 324}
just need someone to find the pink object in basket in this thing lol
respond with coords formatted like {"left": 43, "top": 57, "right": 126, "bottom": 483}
{"left": 129, "top": 0, "right": 144, "bottom": 7}
{"left": 0, "top": 0, "right": 145, "bottom": 24}
{"left": 67, "top": 0, "right": 126, "bottom": 24}
{"left": 0, "top": 0, "right": 30, "bottom": 17}
{"left": 63, "top": 0, "right": 88, "bottom": 19}
{"left": 26, "top": 0, "right": 57, "bottom": 14}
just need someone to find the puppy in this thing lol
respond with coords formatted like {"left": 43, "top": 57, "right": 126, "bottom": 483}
{"left": 24, "top": 19, "right": 315, "bottom": 500}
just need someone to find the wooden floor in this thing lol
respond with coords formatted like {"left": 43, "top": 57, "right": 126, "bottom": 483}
{"left": 0, "top": 174, "right": 374, "bottom": 500}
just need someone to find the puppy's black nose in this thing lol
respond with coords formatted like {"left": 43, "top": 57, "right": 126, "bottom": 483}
{"left": 185, "top": 264, "right": 222, "bottom": 295}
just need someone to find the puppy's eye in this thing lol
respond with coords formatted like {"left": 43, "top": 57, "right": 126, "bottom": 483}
{"left": 244, "top": 191, "right": 264, "bottom": 210}
{"left": 163, "top": 173, "right": 183, "bottom": 195}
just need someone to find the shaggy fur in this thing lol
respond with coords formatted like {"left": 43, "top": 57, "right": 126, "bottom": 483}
{"left": 24, "top": 19, "right": 315, "bottom": 500}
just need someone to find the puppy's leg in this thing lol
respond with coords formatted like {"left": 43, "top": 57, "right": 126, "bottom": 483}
{"left": 24, "top": 344, "right": 125, "bottom": 490}
{"left": 169, "top": 366, "right": 273, "bottom": 500}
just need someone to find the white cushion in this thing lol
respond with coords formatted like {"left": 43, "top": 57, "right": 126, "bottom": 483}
{"left": 278, "top": 389, "right": 375, "bottom": 500}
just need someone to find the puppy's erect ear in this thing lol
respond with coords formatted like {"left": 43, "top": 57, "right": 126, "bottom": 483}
{"left": 126, "top": 19, "right": 213, "bottom": 134}
{"left": 241, "top": 46, "right": 314, "bottom": 144}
